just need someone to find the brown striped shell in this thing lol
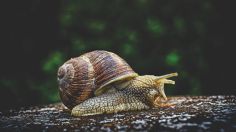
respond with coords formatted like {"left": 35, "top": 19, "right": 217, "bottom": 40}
{"left": 57, "top": 50, "right": 138, "bottom": 109}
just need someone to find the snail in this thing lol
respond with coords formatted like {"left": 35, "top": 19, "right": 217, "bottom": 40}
{"left": 57, "top": 50, "right": 178, "bottom": 116}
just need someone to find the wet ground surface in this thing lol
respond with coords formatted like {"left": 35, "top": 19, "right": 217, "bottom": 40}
{"left": 0, "top": 96, "right": 236, "bottom": 131}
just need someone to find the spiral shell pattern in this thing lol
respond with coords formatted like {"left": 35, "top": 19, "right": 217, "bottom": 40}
{"left": 57, "top": 50, "right": 138, "bottom": 109}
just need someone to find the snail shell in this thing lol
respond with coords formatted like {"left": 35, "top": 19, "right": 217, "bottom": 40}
{"left": 57, "top": 50, "right": 138, "bottom": 109}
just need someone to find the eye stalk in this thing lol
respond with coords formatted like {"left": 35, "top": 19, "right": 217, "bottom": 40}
{"left": 155, "top": 73, "right": 178, "bottom": 100}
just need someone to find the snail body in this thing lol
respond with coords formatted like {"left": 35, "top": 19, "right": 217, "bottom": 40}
{"left": 58, "top": 50, "right": 177, "bottom": 116}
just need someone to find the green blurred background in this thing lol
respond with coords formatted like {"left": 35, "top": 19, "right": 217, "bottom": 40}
{"left": 0, "top": 0, "right": 234, "bottom": 110}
